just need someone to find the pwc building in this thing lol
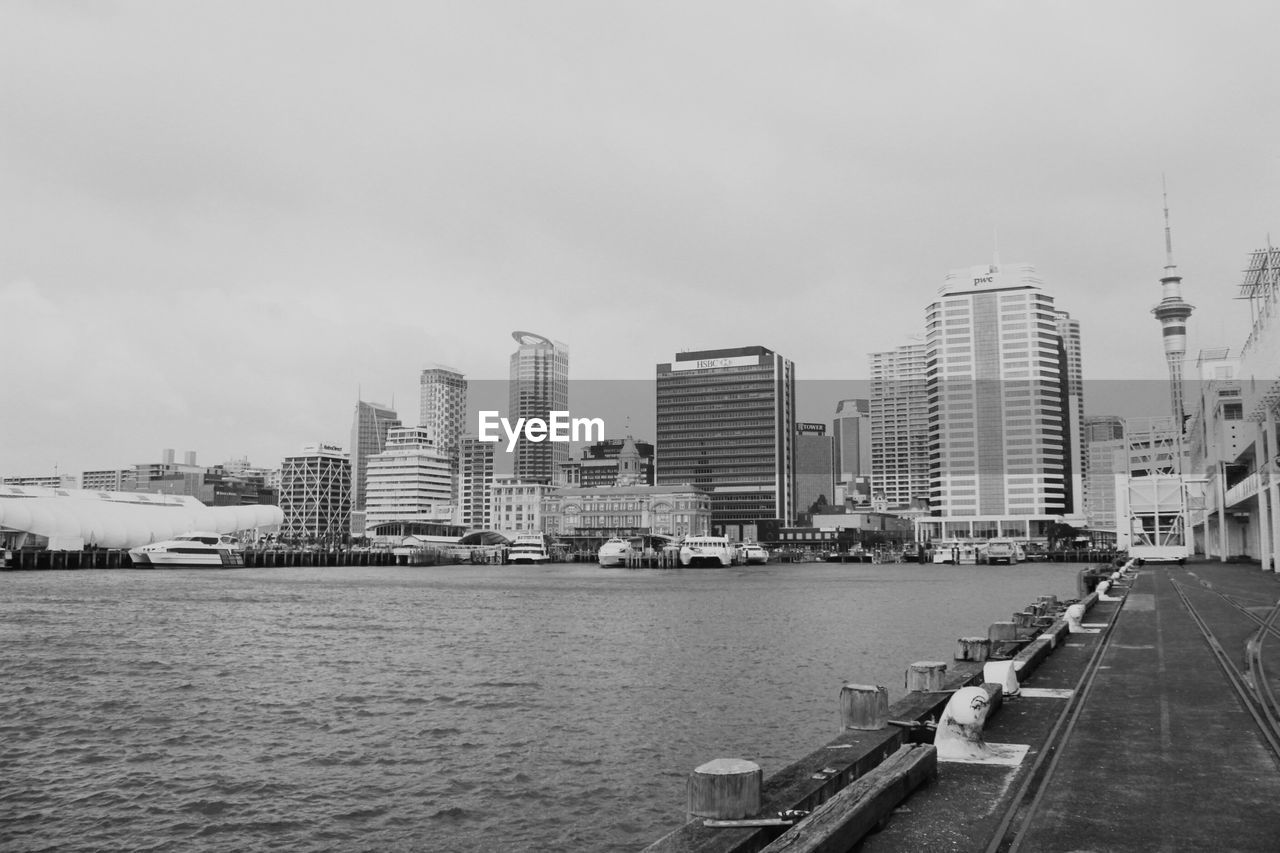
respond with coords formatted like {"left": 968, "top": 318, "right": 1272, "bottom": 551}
{"left": 915, "top": 261, "right": 1083, "bottom": 543}
{"left": 655, "top": 346, "right": 796, "bottom": 538}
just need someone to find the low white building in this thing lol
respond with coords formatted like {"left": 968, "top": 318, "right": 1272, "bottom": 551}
{"left": 364, "top": 427, "right": 454, "bottom": 528}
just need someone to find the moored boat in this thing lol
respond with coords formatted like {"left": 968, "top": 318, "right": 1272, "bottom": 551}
{"left": 508, "top": 534, "right": 551, "bottom": 564}
{"left": 128, "top": 532, "right": 245, "bottom": 568}
{"left": 598, "top": 537, "right": 634, "bottom": 567}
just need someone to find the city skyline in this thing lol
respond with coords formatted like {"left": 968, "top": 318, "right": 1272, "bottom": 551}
{"left": 2, "top": 3, "right": 1278, "bottom": 478}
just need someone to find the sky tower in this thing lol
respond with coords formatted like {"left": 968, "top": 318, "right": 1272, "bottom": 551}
{"left": 1152, "top": 182, "right": 1194, "bottom": 426}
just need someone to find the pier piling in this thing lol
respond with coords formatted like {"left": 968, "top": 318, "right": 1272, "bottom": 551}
{"left": 840, "top": 683, "right": 889, "bottom": 731}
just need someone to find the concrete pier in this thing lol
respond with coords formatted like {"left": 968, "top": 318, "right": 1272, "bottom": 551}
{"left": 644, "top": 558, "right": 1280, "bottom": 852}
{"left": 860, "top": 559, "right": 1280, "bottom": 852}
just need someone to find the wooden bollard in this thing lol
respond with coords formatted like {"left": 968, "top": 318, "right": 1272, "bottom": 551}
{"left": 1038, "top": 594, "right": 1058, "bottom": 610}
{"left": 1015, "top": 610, "right": 1036, "bottom": 629}
{"left": 989, "top": 621, "right": 1018, "bottom": 643}
{"left": 840, "top": 683, "right": 889, "bottom": 730}
{"left": 955, "top": 637, "right": 991, "bottom": 662}
{"left": 687, "top": 758, "right": 761, "bottom": 819}
{"left": 906, "top": 661, "right": 947, "bottom": 692}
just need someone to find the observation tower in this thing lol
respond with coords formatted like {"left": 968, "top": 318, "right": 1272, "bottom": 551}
{"left": 1153, "top": 183, "right": 1194, "bottom": 426}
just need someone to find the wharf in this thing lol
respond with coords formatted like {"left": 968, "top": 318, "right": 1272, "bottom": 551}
{"left": 862, "top": 559, "right": 1280, "bottom": 852}
{"left": 642, "top": 559, "right": 1280, "bottom": 853}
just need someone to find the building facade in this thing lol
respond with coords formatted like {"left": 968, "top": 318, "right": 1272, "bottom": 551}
{"left": 418, "top": 365, "right": 467, "bottom": 499}
{"left": 459, "top": 435, "right": 495, "bottom": 529}
{"left": 918, "top": 261, "right": 1081, "bottom": 541}
{"left": 1083, "top": 415, "right": 1126, "bottom": 532}
{"left": 832, "top": 398, "right": 871, "bottom": 504}
{"left": 279, "top": 443, "right": 351, "bottom": 544}
{"left": 869, "top": 342, "right": 930, "bottom": 510}
{"left": 557, "top": 437, "right": 655, "bottom": 488}
{"left": 349, "top": 400, "right": 400, "bottom": 513}
{"left": 795, "top": 422, "right": 836, "bottom": 517}
{"left": 509, "top": 332, "right": 570, "bottom": 484}
{"left": 363, "top": 427, "right": 454, "bottom": 529}
{"left": 1187, "top": 246, "right": 1280, "bottom": 571}
{"left": 491, "top": 477, "right": 556, "bottom": 534}
{"left": 541, "top": 483, "right": 711, "bottom": 539}
{"left": 655, "top": 345, "right": 796, "bottom": 538}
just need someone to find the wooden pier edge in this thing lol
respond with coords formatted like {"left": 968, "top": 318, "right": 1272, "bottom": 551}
{"left": 759, "top": 744, "right": 937, "bottom": 853}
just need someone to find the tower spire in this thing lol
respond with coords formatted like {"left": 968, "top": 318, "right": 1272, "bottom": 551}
{"left": 1152, "top": 177, "right": 1194, "bottom": 431}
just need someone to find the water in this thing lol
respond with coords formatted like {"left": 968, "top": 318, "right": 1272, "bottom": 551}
{"left": 1, "top": 561, "right": 1081, "bottom": 852}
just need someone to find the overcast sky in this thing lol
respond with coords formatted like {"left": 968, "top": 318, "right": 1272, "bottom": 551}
{"left": 2, "top": 1, "right": 1278, "bottom": 478}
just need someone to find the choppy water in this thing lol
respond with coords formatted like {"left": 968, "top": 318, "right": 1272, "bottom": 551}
{"left": 1, "top": 561, "right": 1080, "bottom": 852}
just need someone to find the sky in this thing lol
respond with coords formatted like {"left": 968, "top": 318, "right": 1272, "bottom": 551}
{"left": 2, "top": 1, "right": 1278, "bottom": 479}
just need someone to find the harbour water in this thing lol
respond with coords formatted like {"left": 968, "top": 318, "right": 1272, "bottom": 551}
{"left": 1, "top": 561, "right": 1081, "bottom": 852}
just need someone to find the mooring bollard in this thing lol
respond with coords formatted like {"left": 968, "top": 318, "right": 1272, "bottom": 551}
{"left": 935, "top": 685, "right": 995, "bottom": 761}
{"left": 955, "top": 637, "right": 991, "bottom": 662}
{"left": 983, "top": 660, "right": 1020, "bottom": 697}
{"left": 687, "top": 758, "right": 762, "bottom": 819}
{"left": 906, "top": 661, "right": 947, "bottom": 692}
{"left": 1038, "top": 594, "right": 1059, "bottom": 610}
{"left": 1065, "top": 603, "right": 1087, "bottom": 633}
{"left": 1014, "top": 610, "right": 1036, "bottom": 629}
{"left": 989, "top": 621, "right": 1018, "bottom": 643}
{"left": 840, "top": 683, "right": 889, "bottom": 730}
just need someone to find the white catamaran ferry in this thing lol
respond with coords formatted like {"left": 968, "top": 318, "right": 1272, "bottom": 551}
{"left": 679, "top": 536, "right": 734, "bottom": 567}
{"left": 128, "top": 532, "right": 245, "bottom": 568}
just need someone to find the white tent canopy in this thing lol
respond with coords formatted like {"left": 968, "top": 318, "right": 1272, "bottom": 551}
{"left": 0, "top": 486, "right": 283, "bottom": 550}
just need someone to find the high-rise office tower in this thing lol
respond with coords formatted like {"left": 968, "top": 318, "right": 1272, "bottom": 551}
{"left": 1152, "top": 184, "right": 1194, "bottom": 426}
{"left": 655, "top": 345, "right": 796, "bottom": 536}
{"left": 418, "top": 365, "right": 468, "bottom": 460}
{"left": 869, "top": 342, "right": 930, "bottom": 509}
{"left": 1055, "top": 309, "right": 1085, "bottom": 512}
{"left": 925, "top": 261, "right": 1076, "bottom": 519}
{"left": 795, "top": 423, "right": 836, "bottom": 516}
{"left": 509, "top": 331, "right": 569, "bottom": 484}
{"left": 349, "top": 400, "right": 400, "bottom": 512}
{"left": 832, "top": 398, "right": 871, "bottom": 502}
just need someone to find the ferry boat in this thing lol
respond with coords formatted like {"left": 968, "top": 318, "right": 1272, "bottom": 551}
{"left": 983, "top": 538, "right": 1025, "bottom": 565}
{"left": 128, "top": 532, "right": 245, "bottom": 568}
{"left": 931, "top": 540, "right": 978, "bottom": 565}
{"left": 739, "top": 543, "right": 770, "bottom": 564}
{"left": 679, "top": 535, "right": 734, "bottom": 567}
{"left": 507, "top": 534, "right": 551, "bottom": 565}
{"left": 597, "top": 537, "right": 635, "bottom": 567}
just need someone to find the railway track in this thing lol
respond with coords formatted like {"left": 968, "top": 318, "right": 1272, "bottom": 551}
{"left": 1169, "top": 575, "right": 1280, "bottom": 753}
{"left": 984, "top": 569, "right": 1280, "bottom": 852}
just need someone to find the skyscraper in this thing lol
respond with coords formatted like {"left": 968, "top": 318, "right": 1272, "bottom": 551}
{"left": 508, "top": 331, "right": 569, "bottom": 484}
{"left": 869, "top": 342, "right": 930, "bottom": 510}
{"left": 349, "top": 400, "right": 400, "bottom": 513}
{"left": 832, "top": 398, "right": 871, "bottom": 503}
{"left": 923, "top": 261, "right": 1078, "bottom": 532}
{"left": 795, "top": 423, "right": 836, "bottom": 516}
{"left": 655, "top": 345, "right": 796, "bottom": 536}
{"left": 418, "top": 365, "right": 468, "bottom": 461}
{"left": 1152, "top": 184, "right": 1194, "bottom": 426}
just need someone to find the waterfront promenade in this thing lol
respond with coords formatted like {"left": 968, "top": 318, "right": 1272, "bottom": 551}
{"left": 860, "top": 559, "right": 1280, "bottom": 852}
